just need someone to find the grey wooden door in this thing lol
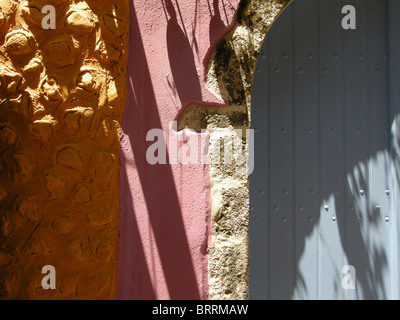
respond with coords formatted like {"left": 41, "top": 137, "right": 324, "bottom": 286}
{"left": 249, "top": 0, "right": 400, "bottom": 299}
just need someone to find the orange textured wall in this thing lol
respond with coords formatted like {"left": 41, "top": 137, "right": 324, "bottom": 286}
{"left": 0, "top": 0, "right": 128, "bottom": 299}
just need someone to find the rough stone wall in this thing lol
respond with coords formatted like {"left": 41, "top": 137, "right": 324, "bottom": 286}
{"left": 179, "top": 0, "right": 291, "bottom": 300}
{"left": 0, "top": 0, "right": 128, "bottom": 299}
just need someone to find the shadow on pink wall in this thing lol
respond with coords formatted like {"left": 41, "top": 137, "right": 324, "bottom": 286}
{"left": 117, "top": 0, "right": 239, "bottom": 300}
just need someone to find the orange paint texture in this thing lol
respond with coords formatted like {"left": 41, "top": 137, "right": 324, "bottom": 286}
{"left": 0, "top": 0, "right": 128, "bottom": 299}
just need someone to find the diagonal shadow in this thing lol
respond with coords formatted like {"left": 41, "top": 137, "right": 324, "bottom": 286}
{"left": 164, "top": 0, "right": 202, "bottom": 107}
{"left": 117, "top": 151, "right": 156, "bottom": 300}
{"left": 117, "top": 0, "right": 201, "bottom": 300}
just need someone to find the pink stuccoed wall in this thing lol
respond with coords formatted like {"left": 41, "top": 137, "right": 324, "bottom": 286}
{"left": 117, "top": 0, "right": 240, "bottom": 299}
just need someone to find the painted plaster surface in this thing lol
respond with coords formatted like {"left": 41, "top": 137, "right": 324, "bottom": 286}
{"left": 117, "top": 0, "right": 239, "bottom": 300}
{"left": 0, "top": 0, "right": 128, "bottom": 299}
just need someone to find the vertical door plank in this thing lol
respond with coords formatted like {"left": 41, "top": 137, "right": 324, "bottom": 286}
{"left": 366, "top": 0, "right": 391, "bottom": 300}
{"left": 388, "top": 0, "right": 400, "bottom": 300}
{"left": 318, "top": 0, "right": 346, "bottom": 300}
{"left": 292, "top": 0, "right": 319, "bottom": 300}
{"left": 249, "top": 38, "right": 269, "bottom": 300}
{"left": 268, "top": 4, "right": 295, "bottom": 299}
{"left": 343, "top": 0, "right": 370, "bottom": 300}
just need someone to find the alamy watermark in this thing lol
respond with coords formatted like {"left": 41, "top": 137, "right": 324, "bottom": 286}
{"left": 41, "top": 265, "right": 56, "bottom": 290}
{"left": 41, "top": 5, "right": 56, "bottom": 30}
{"left": 341, "top": 265, "right": 356, "bottom": 290}
{"left": 342, "top": 5, "right": 356, "bottom": 30}
{"left": 145, "top": 121, "right": 254, "bottom": 175}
